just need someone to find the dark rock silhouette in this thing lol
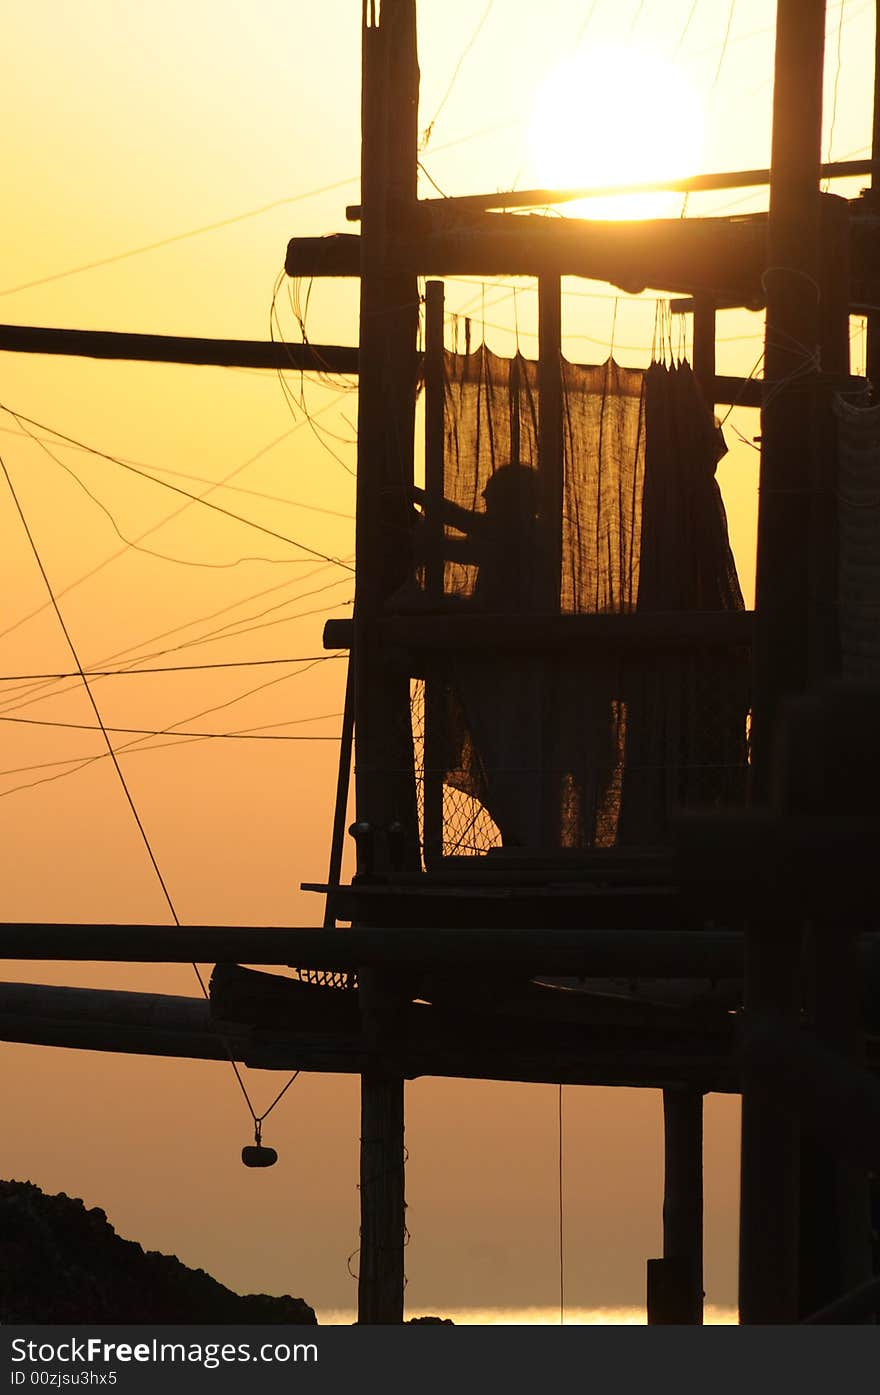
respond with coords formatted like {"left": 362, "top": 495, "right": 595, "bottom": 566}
{"left": 0, "top": 1180, "right": 316, "bottom": 1324}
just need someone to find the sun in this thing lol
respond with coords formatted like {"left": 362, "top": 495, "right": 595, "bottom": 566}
{"left": 528, "top": 44, "right": 705, "bottom": 220}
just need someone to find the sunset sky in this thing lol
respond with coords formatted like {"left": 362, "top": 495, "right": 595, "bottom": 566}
{"left": 0, "top": 0, "right": 875, "bottom": 1319}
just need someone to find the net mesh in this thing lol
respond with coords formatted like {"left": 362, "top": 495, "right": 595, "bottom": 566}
{"left": 835, "top": 392, "right": 880, "bottom": 679}
{"left": 402, "top": 345, "right": 749, "bottom": 860}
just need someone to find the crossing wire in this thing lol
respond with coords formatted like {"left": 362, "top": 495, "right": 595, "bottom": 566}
{"left": 0, "top": 402, "right": 354, "bottom": 572}
{"left": 0, "top": 449, "right": 300, "bottom": 1135}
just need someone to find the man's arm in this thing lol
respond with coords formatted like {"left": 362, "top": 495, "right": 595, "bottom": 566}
{"left": 411, "top": 484, "right": 485, "bottom": 538}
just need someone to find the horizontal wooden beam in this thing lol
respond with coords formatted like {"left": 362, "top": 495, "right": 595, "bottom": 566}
{"left": 346, "top": 159, "right": 878, "bottom": 220}
{"left": 324, "top": 610, "right": 755, "bottom": 654}
{"left": 0, "top": 981, "right": 237, "bottom": 1062}
{"left": 0, "top": 323, "right": 359, "bottom": 374}
{"left": 0, "top": 324, "right": 767, "bottom": 404}
{"left": 0, "top": 923, "right": 747, "bottom": 976}
{"left": 287, "top": 211, "right": 768, "bottom": 300}
{"left": 290, "top": 204, "right": 880, "bottom": 311}
{"left": 0, "top": 977, "right": 740, "bottom": 1091}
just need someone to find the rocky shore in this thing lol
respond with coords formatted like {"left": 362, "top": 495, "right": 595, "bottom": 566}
{"left": 0, "top": 1180, "right": 317, "bottom": 1324}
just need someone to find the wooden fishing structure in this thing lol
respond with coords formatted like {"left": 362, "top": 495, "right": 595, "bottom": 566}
{"left": 2, "top": 0, "right": 880, "bottom": 1326}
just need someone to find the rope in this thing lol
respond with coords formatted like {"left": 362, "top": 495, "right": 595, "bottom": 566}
{"left": 0, "top": 449, "right": 300, "bottom": 1143}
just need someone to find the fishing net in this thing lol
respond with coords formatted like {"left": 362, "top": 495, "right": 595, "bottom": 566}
{"left": 835, "top": 392, "right": 880, "bottom": 680}
{"left": 402, "top": 345, "right": 749, "bottom": 857}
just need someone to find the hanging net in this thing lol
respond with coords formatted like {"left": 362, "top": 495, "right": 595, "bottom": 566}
{"left": 835, "top": 392, "right": 880, "bottom": 681}
{"left": 401, "top": 345, "right": 749, "bottom": 857}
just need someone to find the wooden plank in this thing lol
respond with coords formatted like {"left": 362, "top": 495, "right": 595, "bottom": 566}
{"left": 327, "top": 883, "right": 697, "bottom": 932}
{"left": 325, "top": 610, "right": 756, "bottom": 654}
{"left": 383, "top": 610, "right": 755, "bottom": 652}
{"left": 0, "top": 323, "right": 359, "bottom": 373}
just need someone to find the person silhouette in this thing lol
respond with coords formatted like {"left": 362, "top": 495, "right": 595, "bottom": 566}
{"left": 411, "top": 461, "right": 543, "bottom": 613}
{"left": 407, "top": 463, "right": 549, "bottom": 846}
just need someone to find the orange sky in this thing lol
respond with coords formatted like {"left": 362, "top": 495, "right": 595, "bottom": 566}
{"left": 0, "top": 0, "right": 875, "bottom": 1318}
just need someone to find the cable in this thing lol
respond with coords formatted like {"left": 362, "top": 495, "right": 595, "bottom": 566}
{"left": 0, "top": 407, "right": 353, "bottom": 652}
{"left": 0, "top": 655, "right": 344, "bottom": 681}
{"left": 627, "top": 0, "right": 646, "bottom": 41}
{"left": 0, "top": 713, "right": 345, "bottom": 783}
{"left": 0, "top": 402, "right": 354, "bottom": 572}
{"left": 0, "top": 712, "right": 344, "bottom": 743}
{"left": 0, "top": 656, "right": 337, "bottom": 801}
{"left": 0, "top": 570, "right": 352, "bottom": 723}
{"left": 574, "top": 0, "right": 601, "bottom": 45}
{"left": 824, "top": 0, "right": 847, "bottom": 183}
{"left": 670, "top": 0, "right": 700, "bottom": 57}
{"left": 270, "top": 271, "right": 358, "bottom": 479}
{"left": 0, "top": 421, "right": 355, "bottom": 518}
{"left": 21, "top": 421, "right": 311, "bottom": 572}
{"left": 710, "top": 0, "right": 738, "bottom": 93}
{"left": 0, "top": 178, "right": 361, "bottom": 300}
{"left": 558, "top": 1084, "right": 565, "bottom": 1326}
{"left": 0, "top": 449, "right": 179, "bottom": 922}
{"left": 420, "top": 1, "right": 495, "bottom": 151}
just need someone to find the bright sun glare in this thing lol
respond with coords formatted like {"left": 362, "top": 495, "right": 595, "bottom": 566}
{"left": 528, "top": 44, "right": 705, "bottom": 219}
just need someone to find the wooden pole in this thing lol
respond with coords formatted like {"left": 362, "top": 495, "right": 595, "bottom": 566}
{"left": 647, "top": 1088, "right": 704, "bottom": 1325}
{"left": 740, "top": 0, "right": 828, "bottom": 1326}
{"left": 0, "top": 324, "right": 360, "bottom": 372}
{"left": 750, "top": 0, "right": 827, "bottom": 791}
{"left": 354, "top": 0, "right": 420, "bottom": 1325}
{"left": 662, "top": 1088, "right": 704, "bottom": 1323}
{"left": 808, "top": 194, "right": 850, "bottom": 685}
{"left": 538, "top": 274, "right": 563, "bottom": 846}
{"left": 538, "top": 274, "right": 563, "bottom": 611}
{"left": 345, "top": 158, "right": 877, "bottom": 221}
{"left": 422, "top": 279, "right": 445, "bottom": 868}
{"left": 323, "top": 659, "right": 355, "bottom": 930}
{"left": 867, "top": 0, "right": 880, "bottom": 394}
{"left": 692, "top": 297, "right": 716, "bottom": 408}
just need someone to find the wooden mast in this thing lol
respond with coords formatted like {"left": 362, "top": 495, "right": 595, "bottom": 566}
{"left": 354, "top": 0, "right": 420, "bottom": 1325}
{"left": 739, "top": 0, "right": 828, "bottom": 1326}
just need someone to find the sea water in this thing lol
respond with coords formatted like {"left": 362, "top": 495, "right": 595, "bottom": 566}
{"left": 320, "top": 1304, "right": 738, "bottom": 1325}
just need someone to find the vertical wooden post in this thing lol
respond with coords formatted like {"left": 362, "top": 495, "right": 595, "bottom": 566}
{"left": 538, "top": 274, "right": 563, "bottom": 612}
{"left": 663, "top": 1088, "right": 704, "bottom": 1322}
{"left": 647, "top": 1089, "right": 704, "bottom": 1325}
{"left": 537, "top": 274, "right": 563, "bottom": 846}
{"left": 358, "top": 969, "right": 406, "bottom": 1326}
{"left": 809, "top": 194, "right": 849, "bottom": 686}
{"left": 784, "top": 691, "right": 873, "bottom": 1317}
{"left": 867, "top": 0, "right": 880, "bottom": 395}
{"left": 739, "top": 920, "right": 804, "bottom": 1324}
{"left": 740, "top": 0, "right": 827, "bottom": 1325}
{"left": 750, "top": 0, "right": 827, "bottom": 794}
{"left": 692, "top": 297, "right": 716, "bottom": 409}
{"left": 354, "top": 0, "right": 420, "bottom": 1325}
{"left": 423, "top": 279, "right": 445, "bottom": 867}
{"left": 323, "top": 659, "right": 355, "bottom": 930}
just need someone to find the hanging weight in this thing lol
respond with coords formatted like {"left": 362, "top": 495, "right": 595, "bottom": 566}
{"left": 241, "top": 1144, "right": 278, "bottom": 1168}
